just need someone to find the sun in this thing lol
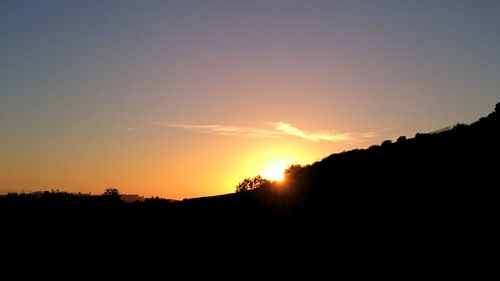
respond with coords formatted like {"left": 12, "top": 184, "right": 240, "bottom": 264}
{"left": 261, "top": 161, "right": 290, "bottom": 182}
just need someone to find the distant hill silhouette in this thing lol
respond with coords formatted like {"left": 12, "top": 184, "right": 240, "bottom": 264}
{"left": 2, "top": 103, "right": 499, "bottom": 280}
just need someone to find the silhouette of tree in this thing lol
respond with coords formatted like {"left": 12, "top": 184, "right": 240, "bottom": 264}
{"left": 235, "top": 176, "right": 270, "bottom": 193}
{"left": 382, "top": 139, "right": 392, "bottom": 147}
{"left": 103, "top": 187, "right": 120, "bottom": 198}
{"left": 396, "top": 136, "right": 407, "bottom": 144}
{"left": 285, "top": 164, "right": 302, "bottom": 178}
{"left": 453, "top": 123, "right": 468, "bottom": 130}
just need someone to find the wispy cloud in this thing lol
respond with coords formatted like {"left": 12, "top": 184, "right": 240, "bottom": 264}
{"left": 167, "top": 122, "right": 354, "bottom": 142}
{"left": 360, "top": 128, "right": 394, "bottom": 139}
{"left": 270, "top": 122, "right": 352, "bottom": 142}
{"left": 118, "top": 126, "right": 136, "bottom": 132}
{"left": 361, "top": 132, "right": 377, "bottom": 138}
{"left": 168, "top": 124, "right": 281, "bottom": 138}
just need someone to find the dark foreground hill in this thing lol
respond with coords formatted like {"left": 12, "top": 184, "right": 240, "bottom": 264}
{"left": 1, "top": 103, "right": 499, "bottom": 279}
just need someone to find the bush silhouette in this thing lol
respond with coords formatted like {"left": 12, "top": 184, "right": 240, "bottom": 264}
{"left": 382, "top": 139, "right": 392, "bottom": 147}
{"left": 103, "top": 187, "right": 120, "bottom": 198}
{"left": 235, "top": 176, "right": 270, "bottom": 192}
{"left": 285, "top": 164, "right": 302, "bottom": 177}
{"left": 396, "top": 136, "right": 407, "bottom": 143}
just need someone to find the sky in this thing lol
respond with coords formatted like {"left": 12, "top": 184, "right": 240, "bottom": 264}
{"left": 1, "top": 0, "right": 499, "bottom": 199}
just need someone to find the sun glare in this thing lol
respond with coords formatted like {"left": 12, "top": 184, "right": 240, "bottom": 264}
{"left": 261, "top": 161, "right": 290, "bottom": 182}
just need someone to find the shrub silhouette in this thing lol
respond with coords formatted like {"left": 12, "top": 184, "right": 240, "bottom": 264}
{"left": 284, "top": 164, "right": 302, "bottom": 178}
{"left": 235, "top": 175, "right": 270, "bottom": 192}
{"left": 381, "top": 139, "right": 392, "bottom": 147}
{"left": 103, "top": 187, "right": 120, "bottom": 198}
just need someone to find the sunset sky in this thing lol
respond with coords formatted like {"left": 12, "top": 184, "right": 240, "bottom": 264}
{"left": 1, "top": 1, "right": 499, "bottom": 199}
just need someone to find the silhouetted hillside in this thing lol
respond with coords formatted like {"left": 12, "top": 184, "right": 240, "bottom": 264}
{"left": 2, "top": 103, "right": 499, "bottom": 279}
{"left": 285, "top": 102, "right": 499, "bottom": 211}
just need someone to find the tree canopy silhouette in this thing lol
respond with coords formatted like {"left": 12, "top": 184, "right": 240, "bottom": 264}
{"left": 284, "top": 164, "right": 302, "bottom": 177}
{"left": 235, "top": 175, "right": 270, "bottom": 192}
{"left": 103, "top": 187, "right": 120, "bottom": 198}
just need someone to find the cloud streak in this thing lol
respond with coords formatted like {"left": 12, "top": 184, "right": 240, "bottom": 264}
{"left": 168, "top": 122, "right": 354, "bottom": 142}
{"left": 168, "top": 124, "right": 282, "bottom": 138}
{"left": 270, "top": 122, "right": 351, "bottom": 142}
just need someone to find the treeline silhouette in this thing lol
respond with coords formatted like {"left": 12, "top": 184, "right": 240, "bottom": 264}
{"left": 1, "top": 103, "right": 499, "bottom": 279}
